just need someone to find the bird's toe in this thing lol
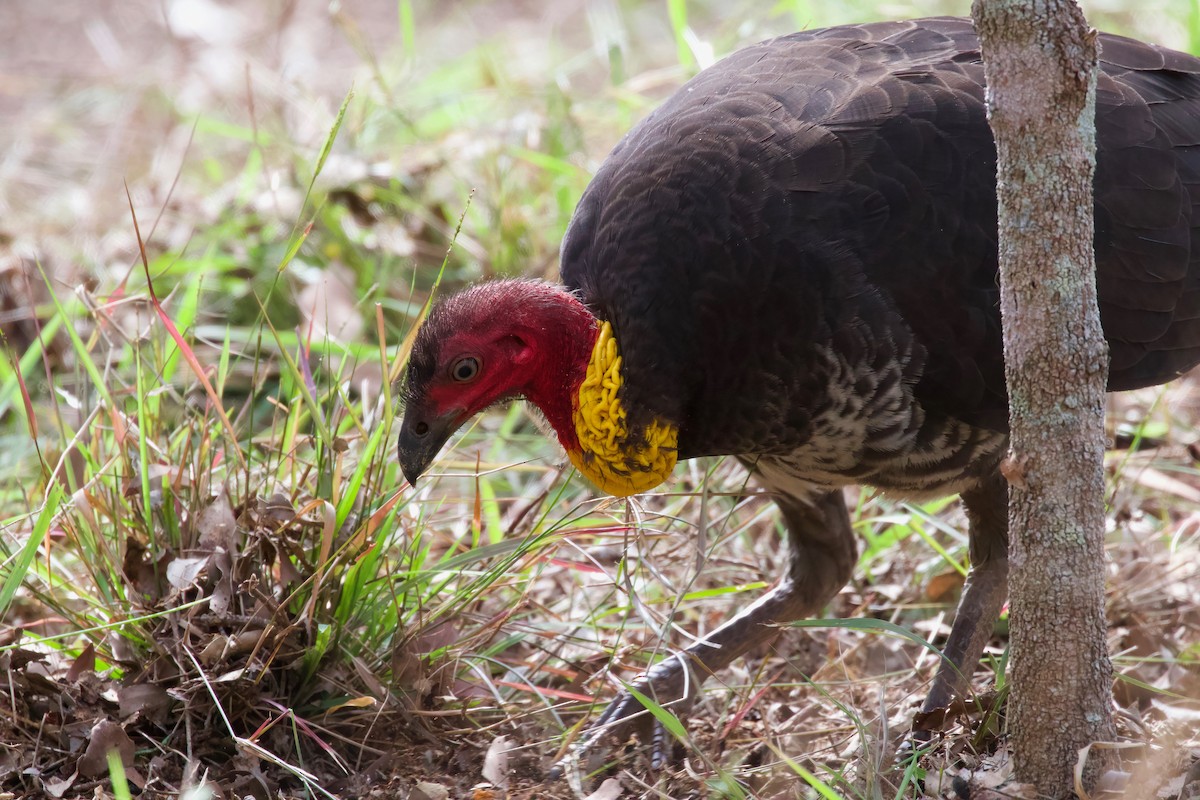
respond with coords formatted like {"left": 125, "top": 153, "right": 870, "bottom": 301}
{"left": 548, "top": 657, "right": 698, "bottom": 780}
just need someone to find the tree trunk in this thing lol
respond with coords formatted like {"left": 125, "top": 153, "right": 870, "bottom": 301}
{"left": 970, "top": 1, "right": 1116, "bottom": 796}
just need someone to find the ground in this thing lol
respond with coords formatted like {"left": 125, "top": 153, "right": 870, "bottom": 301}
{"left": 0, "top": 1, "right": 1198, "bottom": 799}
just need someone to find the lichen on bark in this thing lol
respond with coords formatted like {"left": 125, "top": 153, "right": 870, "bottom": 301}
{"left": 971, "top": 0, "right": 1116, "bottom": 795}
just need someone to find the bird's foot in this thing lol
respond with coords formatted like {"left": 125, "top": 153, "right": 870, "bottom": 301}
{"left": 548, "top": 653, "right": 700, "bottom": 781}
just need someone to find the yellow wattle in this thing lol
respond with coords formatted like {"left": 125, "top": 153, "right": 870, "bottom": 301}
{"left": 569, "top": 321, "right": 678, "bottom": 497}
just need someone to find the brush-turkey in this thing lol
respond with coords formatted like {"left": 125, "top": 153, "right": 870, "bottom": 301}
{"left": 397, "top": 16, "right": 1200, "bottom": 771}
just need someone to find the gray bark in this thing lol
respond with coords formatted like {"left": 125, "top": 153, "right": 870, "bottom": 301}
{"left": 970, "top": 0, "right": 1116, "bottom": 795}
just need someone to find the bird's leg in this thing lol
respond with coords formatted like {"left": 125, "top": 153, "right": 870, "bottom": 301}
{"left": 550, "top": 487, "right": 856, "bottom": 778}
{"left": 918, "top": 470, "right": 1009, "bottom": 729}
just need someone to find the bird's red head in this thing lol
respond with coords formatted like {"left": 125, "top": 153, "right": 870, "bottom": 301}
{"left": 397, "top": 279, "right": 598, "bottom": 485}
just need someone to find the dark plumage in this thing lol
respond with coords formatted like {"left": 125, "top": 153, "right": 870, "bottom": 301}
{"left": 397, "top": 17, "right": 1200, "bottom": 772}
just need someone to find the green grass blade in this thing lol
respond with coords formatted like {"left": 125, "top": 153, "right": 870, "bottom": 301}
{"left": 0, "top": 485, "right": 63, "bottom": 619}
{"left": 0, "top": 313, "right": 64, "bottom": 420}
{"left": 107, "top": 749, "right": 133, "bottom": 800}
{"left": 900, "top": 502, "right": 969, "bottom": 577}
{"left": 249, "top": 299, "right": 334, "bottom": 447}
{"left": 295, "top": 88, "right": 355, "bottom": 239}
{"left": 666, "top": 0, "right": 696, "bottom": 70}
{"left": 765, "top": 739, "right": 847, "bottom": 800}
{"left": 398, "top": 0, "right": 416, "bottom": 54}
{"left": 625, "top": 684, "right": 688, "bottom": 740}
{"left": 134, "top": 348, "right": 155, "bottom": 532}
{"left": 36, "top": 262, "right": 115, "bottom": 409}
{"left": 161, "top": 269, "right": 204, "bottom": 386}
{"left": 335, "top": 421, "right": 385, "bottom": 528}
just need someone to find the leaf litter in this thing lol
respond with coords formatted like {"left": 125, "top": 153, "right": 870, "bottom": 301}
{"left": 0, "top": 2, "right": 1198, "bottom": 799}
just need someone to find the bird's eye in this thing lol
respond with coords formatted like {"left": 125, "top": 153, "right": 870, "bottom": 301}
{"left": 450, "top": 356, "right": 480, "bottom": 383}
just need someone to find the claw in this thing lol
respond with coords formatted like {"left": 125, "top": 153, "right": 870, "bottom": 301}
{"left": 650, "top": 721, "right": 670, "bottom": 771}
{"left": 547, "top": 696, "right": 648, "bottom": 780}
{"left": 547, "top": 653, "right": 700, "bottom": 781}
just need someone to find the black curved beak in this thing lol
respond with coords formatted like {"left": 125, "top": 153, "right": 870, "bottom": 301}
{"left": 397, "top": 407, "right": 461, "bottom": 487}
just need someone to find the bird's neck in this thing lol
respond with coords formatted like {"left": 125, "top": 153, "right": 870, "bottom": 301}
{"left": 524, "top": 292, "right": 678, "bottom": 497}
{"left": 520, "top": 292, "right": 596, "bottom": 454}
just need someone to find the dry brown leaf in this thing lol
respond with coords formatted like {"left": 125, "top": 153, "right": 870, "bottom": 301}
{"left": 350, "top": 654, "right": 388, "bottom": 697}
{"left": 584, "top": 778, "right": 624, "bottom": 800}
{"left": 122, "top": 464, "right": 185, "bottom": 499}
{"left": 77, "top": 720, "right": 135, "bottom": 778}
{"left": 413, "top": 621, "right": 458, "bottom": 653}
{"left": 259, "top": 492, "right": 297, "bottom": 527}
{"left": 198, "top": 635, "right": 226, "bottom": 665}
{"left": 227, "top": 629, "right": 265, "bottom": 656}
{"left": 412, "top": 782, "right": 449, "bottom": 800}
{"left": 118, "top": 683, "right": 173, "bottom": 724}
{"left": 195, "top": 489, "right": 239, "bottom": 552}
{"left": 65, "top": 642, "right": 95, "bottom": 683}
{"left": 166, "top": 555, "right": 209, "bottom": 589}
{"left": 325, "top": 695, "right": 377, "bottom": 714}
{"left": 912, "top": 695, "right": 971, "bottom": 733}
{"left": 926, "top": 569, "right": 966, "bottom": 602}
{"left": 41, "top": 773, "right": 75, "bottom": 799}
{"left": 481, "top": 735, "right": 510, "bottom": 789}
{"left": 391, "top": 641, "right": 424, "bottom": 688}
{"left": 123, "top": 537, "right": 173, "bottom": 600}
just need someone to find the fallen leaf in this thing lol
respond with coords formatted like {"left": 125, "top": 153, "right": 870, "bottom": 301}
{"left": 413, "top": 621, "right": 458, "bottom": 654}
{"left": 42, "top": 772, "right": 76, "bottom": 798}
{"left": 65, "top": 642, "right": 95, "bottom": 683}
{"left": 350, "top": 654, "right": 388, "bottom": 698}
{"left": 199, "top": 635, "right": 226, "bottom": 665}
{"left": 481, "top": 735, "right": 510, "bottom": 789}
{"left": 585, "top": 779, "right": 624, "bottom": 800}
{"left": 260, "top": 492, "right": 297, "bottom": 527}
{"left": 912, "top": 696, "right": 971, "bottom": 733}
{"left": 123, "top": 537, "right": 173, "bottom": 600}
{"left": 412, "top": 782, "right": 449, "bottom": 800}
{"left": 196, "top": 489, "right": 238, "bottom": 552}
{"left": 227, "top": 629, "right": 265, "bottom": 656}
{"left": 925, "top": 569, "right": 965, "bottom": 602}
{"left": 119, "top": 682, "right": 173, "bottom": 724}
{"left": 1161, "top": 775, "right": 1188, "bottom": 800}
{"left": 167, "top": 555, "right": 209, "bottom": 589}
{"left": 325, "top": 695, "right": 377, "bottom": 714}
{"left": 77, "top": 720, "right": 135, "bottom": 778}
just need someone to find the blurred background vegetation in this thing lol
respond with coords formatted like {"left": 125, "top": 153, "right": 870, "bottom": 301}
{"left": 0, "top": 2, "right": 1197, "bottom": 798}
